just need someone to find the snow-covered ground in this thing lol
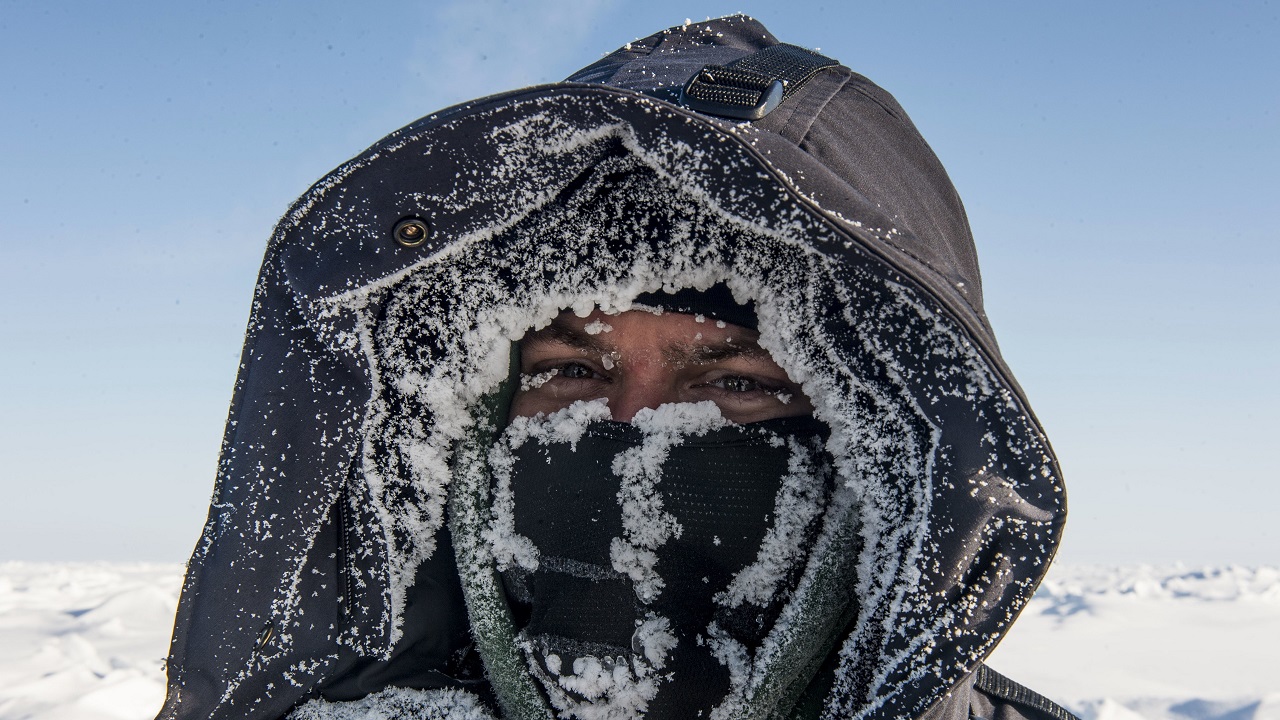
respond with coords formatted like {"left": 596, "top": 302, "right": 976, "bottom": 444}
{"left": 0, "top": 563, "right": 179, "bottom": 720}
{"left": 0, "top": 562, "right": 1275, "bottom": 719}
{"left": 987, "top": 564, "right": 1280, "bottom": 720}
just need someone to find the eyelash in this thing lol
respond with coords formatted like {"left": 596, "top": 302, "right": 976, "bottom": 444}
{"left": 704, "top": 375, "right": 769, "bottom": 393}
{"left": 555, "top": 362, "right": 604, "bottom": 380}
{"left": 527, "top": 361, "right": 605, "bottom": 384}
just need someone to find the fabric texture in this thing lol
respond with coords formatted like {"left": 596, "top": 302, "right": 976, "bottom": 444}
{"left": 491, "top": 413, "right": 834, "bottom": 717}
{"left": 155, "top": 15, "right": 1072, "bottom": 720}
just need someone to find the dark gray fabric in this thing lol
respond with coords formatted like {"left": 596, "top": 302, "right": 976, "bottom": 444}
{"left": 971, "top": 666, "right": 1080, "bottom": 720}
{"left": 918, "top": 666, "right": 1080, "bottom": 720}
{"left": 633, "top": 283, "right": 758, "bottom": 330}
{"left": 567, "top": 16, "right": 1009, "bottom": 396}
{"left": 920, "top": 672, "right": 976, "bottom": 720}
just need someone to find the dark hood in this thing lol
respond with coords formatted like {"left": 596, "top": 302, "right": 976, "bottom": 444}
{"left": 158, "top": 15, "right": 1065, "bottom": 720}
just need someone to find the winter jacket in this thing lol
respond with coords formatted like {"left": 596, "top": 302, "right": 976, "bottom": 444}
{"left": 156, "top": 15, "right": 1076, "bottom": 720}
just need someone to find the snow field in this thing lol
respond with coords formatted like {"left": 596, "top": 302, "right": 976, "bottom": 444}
{"left": 0, "top": 562, "right": 1275, "bottom": 719}
{"left": 987, "top": 565, "right": 1280, "bottom": 720}
{"left": 0, "top": 562, "right": 180, "bottom": 720}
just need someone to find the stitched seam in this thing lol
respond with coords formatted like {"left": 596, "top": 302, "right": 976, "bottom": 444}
{"left": 792, "top": 69, "right": 851, "bottom": 147}
{"left": 862, "top": 224, "right": 982, "bottom": 321}
{"left": 339, "top": 480, "right": 352, "bottom": 619}
{"left": 793, "top": 79, "right": 983, "bottom": 322}
{"left": 976, "top": 666, "right": 1080, "bottom": 720}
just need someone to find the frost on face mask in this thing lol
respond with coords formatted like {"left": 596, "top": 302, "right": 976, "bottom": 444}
{"left": 485, "top": 400, "right": 832, "bottom": 719}
{"left": 486, "top": 405, "right": 704, "bottom": 718}
{"left": 485, "top": 398, "right": 615, "bottom": 574}
{"left": 306, "top": 97, "right": 1063, "bottom": 719}
{"left": 609, "top": 401, "right": 729, "bottom": 603}
{"left": 287, "top": 687, "right": 497, "bottom": 720}
{"left": 715, "top": 435, "right": 832, "bottom": 610}
{"left": 525, "top": 644, "right": 668, "bottom": 720}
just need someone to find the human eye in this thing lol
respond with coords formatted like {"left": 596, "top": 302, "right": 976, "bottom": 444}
{"left": 699, "top": 372, "right": 794, "bottom": 399}
{"left": 512, "top": 359, "right": 611, "bottom": 418}
{"left": 685, "top": 363, "right": 813, "bottom": 422}
{"left": 556, "top": 362, "right": 601, "bottom": 380}
{"left": 706, "top": 375, "right": 768, "bottom": 393}
{"left": 524, "top": 360, "right": 608, "bottom": 387}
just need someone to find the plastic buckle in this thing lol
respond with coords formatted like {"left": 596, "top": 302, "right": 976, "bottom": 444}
{"left": 679, "top": 77, "right": 784, "bottom": 121}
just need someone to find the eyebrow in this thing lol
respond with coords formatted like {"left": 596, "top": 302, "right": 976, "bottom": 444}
{"left": 666, "top": 341, "right": 767, "bottom": 366}
{"left": 521, "top": 318, "right": 612, "bottom": 356}
{"left": 521, "top": 315, "right": 770, "bottom": 366}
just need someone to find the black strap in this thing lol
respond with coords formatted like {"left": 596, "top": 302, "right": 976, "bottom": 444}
{"left": 680, "top": 43, "right": 839, "bottom": 120}
{"left": 974, "top": 665, "right": 1081, "bottom": 720}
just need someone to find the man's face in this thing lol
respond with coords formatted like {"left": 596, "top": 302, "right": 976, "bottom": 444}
{"left": 511, "top": 309, "right": 814, "bottom": 423}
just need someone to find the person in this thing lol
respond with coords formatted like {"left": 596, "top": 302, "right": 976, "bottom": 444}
{"left": 155, "top": 15, "right": 1077, "bottom": 720}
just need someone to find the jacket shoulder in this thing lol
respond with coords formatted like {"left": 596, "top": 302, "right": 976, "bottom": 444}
{"left": 970, "top": 665, "right": 1080, "bottom": 720}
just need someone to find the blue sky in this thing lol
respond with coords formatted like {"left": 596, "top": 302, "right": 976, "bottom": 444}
{"left": 1, "top": 0, "right": 1276, "bottom": 564}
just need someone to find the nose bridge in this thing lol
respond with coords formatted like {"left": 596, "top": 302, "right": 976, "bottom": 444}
{"left": 609, "top": 356, "right": 679, "bottom": 422}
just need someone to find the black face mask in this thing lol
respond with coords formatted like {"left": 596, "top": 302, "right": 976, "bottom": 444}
{"left": 487, "top": 404, "right": 832, "bottom": 718}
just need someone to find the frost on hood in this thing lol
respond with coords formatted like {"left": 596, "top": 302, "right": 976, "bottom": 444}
{"left": 306, "top": 97, "right": 1062, "bottom": 719}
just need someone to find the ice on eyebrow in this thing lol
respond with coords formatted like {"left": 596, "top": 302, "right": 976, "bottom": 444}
{"left": 583, "top": 319, "right": 613, "bottom": 335}
{"left": 519, "top": 328, "right": 604, "bottom": 362}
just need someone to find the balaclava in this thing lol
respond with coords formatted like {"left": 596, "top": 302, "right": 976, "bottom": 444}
{"left": 484, "top": 295, "right": 835, "bottom": 718}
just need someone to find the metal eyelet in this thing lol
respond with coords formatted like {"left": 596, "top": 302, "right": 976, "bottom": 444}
{"left": 393, "top": 217, "right": 430, "bottom": 248}
{"left": 256, "top": 623, "right": 274, "bottom": 650}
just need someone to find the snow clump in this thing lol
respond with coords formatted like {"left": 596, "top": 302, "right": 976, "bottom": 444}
{"left": 611, "top": 401, "right": 730, "bottom": 603}
{"left": 287, "top": 687, "right": 496, "bottom": 719}
{"left": 484, "top": 399, "right": 614, "bottom": 572}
